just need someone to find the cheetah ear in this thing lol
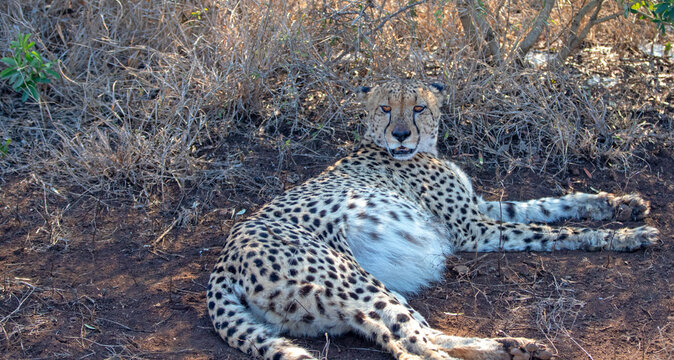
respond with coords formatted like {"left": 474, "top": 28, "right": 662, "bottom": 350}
{"left": 356, "top": 85, "right": 372, "bottom": 102}
{"left": 428, "top": 82, "right": 447, "bottom": 105}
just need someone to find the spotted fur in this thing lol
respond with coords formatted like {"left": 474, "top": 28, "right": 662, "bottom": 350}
{"left": 207, "top": 79, "right": 658, "bottom": 360}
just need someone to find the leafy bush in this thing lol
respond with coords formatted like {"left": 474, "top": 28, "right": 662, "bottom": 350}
{"left": 627, "top": 1, "right": 674, "bottom": 33}
{"left": 0, "top": 32, "right": 59, "bottom": 101}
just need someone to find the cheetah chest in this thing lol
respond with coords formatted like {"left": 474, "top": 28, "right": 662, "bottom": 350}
{"left": 342, "top": 189, "right": 453, "bottom": 294}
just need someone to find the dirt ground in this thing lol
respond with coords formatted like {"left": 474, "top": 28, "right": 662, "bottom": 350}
{"left": 1, "top": 141, "right": 672, "bottom": 360}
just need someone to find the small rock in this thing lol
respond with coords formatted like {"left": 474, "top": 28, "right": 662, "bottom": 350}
{"left": 587, "top": 75, "right": 617, "bottom": 88}
{"left": 453, "top": 265, "right": 469, "bottom": 275}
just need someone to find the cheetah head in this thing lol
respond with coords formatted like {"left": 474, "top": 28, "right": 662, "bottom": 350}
{"left": 357, "top": 80, "right": 446, "bottom": 160}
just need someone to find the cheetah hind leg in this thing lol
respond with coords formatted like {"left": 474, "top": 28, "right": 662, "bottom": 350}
{"left": 479, "top": 192, "right": 650, "bottom": 224}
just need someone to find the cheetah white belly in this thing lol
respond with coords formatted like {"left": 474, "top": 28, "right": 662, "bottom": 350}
{"left": 344, "top": 190, "right": 453, "bottom": 294}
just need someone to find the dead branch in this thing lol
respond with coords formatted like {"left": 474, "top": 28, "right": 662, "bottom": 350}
{"left": 552, "top": 0, "right": 606, "bottom": 66}
{"left": 517, "top": 0, "right": 557, "bottom": 57}
{"left": 368, "top": 0, "right": 428, "bottom": 36}
{"left": 456, "top": 0, "right": 501, "bottom": 62}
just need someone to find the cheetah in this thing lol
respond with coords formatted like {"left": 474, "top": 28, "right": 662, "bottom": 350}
{"left": 206, "top": 79, "right": 658, "bottom": 360}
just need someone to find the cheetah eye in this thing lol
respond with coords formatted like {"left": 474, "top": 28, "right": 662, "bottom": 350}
{"left": 380, "top": 105, "right": 391, "bottom": 113}
{"left": 413, "top": 105, "right": 426, "bottom": 113}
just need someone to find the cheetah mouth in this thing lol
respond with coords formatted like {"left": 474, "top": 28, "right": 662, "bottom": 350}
{"left": 391, "top": 146, "right": 415, "bottom": 157}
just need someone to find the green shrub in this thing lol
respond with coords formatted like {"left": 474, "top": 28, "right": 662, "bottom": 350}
{"left": 0, "top": 138, "right": 9, "bottom": 156}
{"left": 628, "top": 1, "right": 674, "bottom": 33}
{"left": 1, "top": 32, "right": 59, "bottom": 102}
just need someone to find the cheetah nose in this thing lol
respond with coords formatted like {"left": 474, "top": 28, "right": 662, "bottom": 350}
{"left": 392, "top": 126, "right": 411, "bottom": 143}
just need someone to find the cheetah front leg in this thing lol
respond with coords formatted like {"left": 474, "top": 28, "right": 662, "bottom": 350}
{"left": 348, "top": 296, "right": 456, "bottom": 360}
{"left": 357, "top": 304, "right": 551, "bottom": 360}
{"left": 478, "top": 192, "right": 650, "bottom": 224}
{"left": 429, "top": 334, "right": 553, "bottom": 360}
{"left": 349, "top": 288, "right": 552, "bottom": 360}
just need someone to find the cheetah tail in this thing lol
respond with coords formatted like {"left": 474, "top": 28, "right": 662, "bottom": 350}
{"left": 207, "top": 281, "right": 316, "bottom": 360}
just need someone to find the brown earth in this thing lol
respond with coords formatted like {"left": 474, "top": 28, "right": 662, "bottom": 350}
{"left": 1, "top": 145, "right": 672, "bottom": 360}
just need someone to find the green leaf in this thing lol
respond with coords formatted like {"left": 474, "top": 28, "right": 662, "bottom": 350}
{"left": 1, "top": 57, "right": 18, "bottom": 66}
{"left": 11, "top": 73, "right": 25, "bottom": 89}
{"left": 8, "top": 72, "right": 21, "bottom": 83}
{"left": 0, "top": 140, "right": 9, "bottom": 155}
{"left": 21, "top": 91, "right": 29, "bottom": 102}
{"left": 27, "top": 84, "right": 39, "bottom": 101}
{"left": 654, "top": 3, "right": 668, "bottom": 14}
{"left": 0, "top": 67, "right": 18, "bottom": 78}
{"left": 46, "top": 69, "right": 59, "bottom": 78}
{"left": 30, "top": 51, "right": 43, "bottom": 62}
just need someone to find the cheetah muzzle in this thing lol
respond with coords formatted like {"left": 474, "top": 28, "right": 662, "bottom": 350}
{"left": 206, "top": 79, "right": 659, "bottom": 360}
{"left": 391, "top": 145, "right": 414, "bottom": 157}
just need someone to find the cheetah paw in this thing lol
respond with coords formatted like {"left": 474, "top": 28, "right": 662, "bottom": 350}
{"left": 439, "top": 336, "right": 551, "bottom": 360}
{"left": 607, "top": 193, "right": 650, "bottom": 221}
{"left": 612, "top": 226, "right": 659, "bottom": 252}
{"left": 495, "top": 337, "right": 553, "bottom": 360}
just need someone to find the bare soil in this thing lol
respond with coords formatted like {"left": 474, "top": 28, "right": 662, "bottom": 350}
{"left": 1, "top": 143, "right": 672, "bottom": 360}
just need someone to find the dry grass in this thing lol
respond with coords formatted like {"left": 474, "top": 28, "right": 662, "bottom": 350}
{"left": 0, "top": 0, "right": 671, "bottom": 209}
